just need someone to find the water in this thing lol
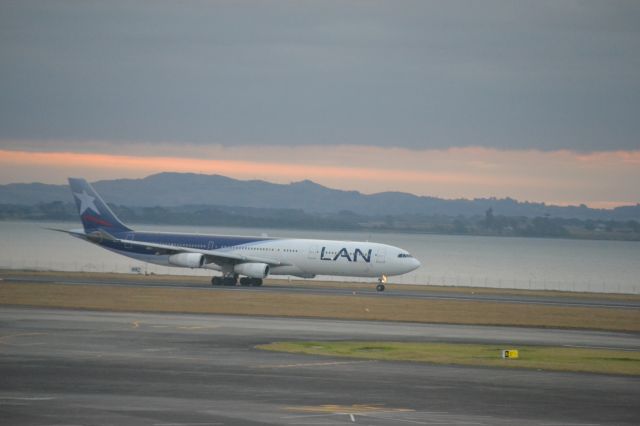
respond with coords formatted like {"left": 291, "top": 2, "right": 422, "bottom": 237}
{"left": 1, "top": 221, "right": 638, "bottom": 294}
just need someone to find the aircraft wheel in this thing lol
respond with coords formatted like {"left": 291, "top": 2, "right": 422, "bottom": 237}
{"left": 239, "top": 277, "right": 251, "bottom": 286}
{"left": 376, "top": 284, "right": 385, "bottom": 292}
{"left": 252, "top": 278, "right": 263, "bottom": 287}
{"left": 223, "top": 276, "right": 237, "bottom": 286}
{"left": 211, "top": 277, "right": 221, "bottom": 286}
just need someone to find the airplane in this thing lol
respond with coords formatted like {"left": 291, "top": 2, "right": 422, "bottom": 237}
{"left": 58, "top": 178, "right": 420, "bottom": 291}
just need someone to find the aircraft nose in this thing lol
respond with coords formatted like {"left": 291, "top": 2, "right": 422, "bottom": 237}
{"left": 410, "top": 258, "right": 421, "bottom": 271}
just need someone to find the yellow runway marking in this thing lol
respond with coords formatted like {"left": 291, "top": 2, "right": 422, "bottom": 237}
{"left": 285, "top": 403, "right": 413, "bottom": 414}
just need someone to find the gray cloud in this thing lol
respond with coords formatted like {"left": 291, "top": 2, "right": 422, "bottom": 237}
{"left": 1, "top": 0, "right": 639, "bottom": 151}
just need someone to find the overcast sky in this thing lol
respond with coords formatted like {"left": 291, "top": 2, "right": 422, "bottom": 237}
{"left": 1, "top": 1, "right": 639, "bottom": 207}
{"left": 2, "top": 0, "right": 639, "bottom": 150}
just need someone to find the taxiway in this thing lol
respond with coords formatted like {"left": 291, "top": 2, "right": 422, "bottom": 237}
{"left": 1, "top": 307, "right": 638, "bottom": 425}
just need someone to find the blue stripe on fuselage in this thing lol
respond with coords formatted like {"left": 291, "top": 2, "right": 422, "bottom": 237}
{"left": 93, "top": 231, "right": 274, "bottom": 255}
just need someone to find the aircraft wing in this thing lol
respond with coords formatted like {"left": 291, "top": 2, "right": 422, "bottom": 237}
{"left": 48, "top": 227, "right": 288, "bottom": 267}
{"left": 104, "top": 235, "right": 288, "bottom": 267}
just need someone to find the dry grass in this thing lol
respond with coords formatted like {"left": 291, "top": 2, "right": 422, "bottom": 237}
{"left": 1, "top": 280, "right": 638, "bottom": 332}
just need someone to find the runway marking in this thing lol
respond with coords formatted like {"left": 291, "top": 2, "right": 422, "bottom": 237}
{"left": 258, "top": 360, "right": 374, "bottom": 369}
{"left": 142, "top": 347, "right": 176, "bottom": 352}
{"left": 285, "top": 404, "right": 414, "bottom": 415}
{"left": 131, "top": 320, "right": 140, "bottom": 328}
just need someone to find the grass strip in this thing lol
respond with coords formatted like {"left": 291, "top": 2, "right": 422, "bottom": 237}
{"left": 257, "top": 341, "right": 640, "bottom": 376}
{"left": 1, "top": 282, "right": 639, "bottom": 331}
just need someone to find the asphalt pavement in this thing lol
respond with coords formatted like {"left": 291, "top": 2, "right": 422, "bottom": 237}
{"left": 1, "top": 307, "right": 638, "bottom": 425}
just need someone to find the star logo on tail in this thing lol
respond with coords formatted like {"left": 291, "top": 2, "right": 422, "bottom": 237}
{"left": 73, "top": 190, "right": 100, "bottom": 214}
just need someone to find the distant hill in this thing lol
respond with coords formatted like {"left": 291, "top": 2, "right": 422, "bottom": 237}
{"left": 0, "top": 172, "right": 638, "bottom": 220}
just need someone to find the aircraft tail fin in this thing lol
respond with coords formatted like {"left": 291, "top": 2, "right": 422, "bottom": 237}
{"left": 67, "top": 178, "right": 132, "bottom": 233}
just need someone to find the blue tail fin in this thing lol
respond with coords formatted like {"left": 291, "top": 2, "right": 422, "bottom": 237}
{"left": 68, "top": 178, "right": 132, "bottom": 233}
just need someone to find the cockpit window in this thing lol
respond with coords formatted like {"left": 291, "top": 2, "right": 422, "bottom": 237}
{"left": 398, "top": 253, "right": 413, "bottom": 258}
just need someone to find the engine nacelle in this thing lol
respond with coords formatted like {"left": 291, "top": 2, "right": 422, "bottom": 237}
{"left": 168, "top": 253, "right": 205, "bottom": 268}
{"left": 234, "top": 262, "right": 270, "bottom": 279}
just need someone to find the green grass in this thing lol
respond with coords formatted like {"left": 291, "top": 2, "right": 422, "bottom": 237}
{"left": 257, "top": 341, "right": 640, "bottom": 376}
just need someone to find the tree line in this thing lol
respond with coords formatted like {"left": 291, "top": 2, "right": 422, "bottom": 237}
{"left": 1, "top": 201, "right": 638, "bottom": 241}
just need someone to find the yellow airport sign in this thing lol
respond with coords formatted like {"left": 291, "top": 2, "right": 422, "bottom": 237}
{"left": 501, "top": 349, "right": 519, "bottom": 359}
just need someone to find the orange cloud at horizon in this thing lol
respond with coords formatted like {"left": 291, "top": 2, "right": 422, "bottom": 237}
{"left": 1, "top": 146, "right": 639, "bottom": 209}
{"left": 0, "top": 149, "right": 483, "bottom": 185}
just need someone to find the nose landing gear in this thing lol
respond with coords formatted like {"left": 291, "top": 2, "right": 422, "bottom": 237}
{"left": 376, "top": 274, "right": 387, "bottom": 292}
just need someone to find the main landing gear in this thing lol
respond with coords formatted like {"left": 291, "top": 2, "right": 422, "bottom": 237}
{"left": 211, "top": 275, "right": 263, "bottom": 287}
{"left": 376, "top": 274, "right": 388, "bottom": 292}
{"left": 239, "top": 277, "right": 263, "bottom": 287}
{"left": 211, "top": 276, "right": 237, "bottom": 286}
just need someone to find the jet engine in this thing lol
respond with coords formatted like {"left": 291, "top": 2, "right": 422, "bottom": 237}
{"left": 168, "top": 253, "right": 206, "bottom": 268}
{"left": 234, "top": 262, "right": 270, "bottom": 278}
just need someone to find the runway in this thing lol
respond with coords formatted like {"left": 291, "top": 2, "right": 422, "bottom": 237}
{"left": 1, "top": 307, "right": 638, "bottom": 425}
{"left": 3, "top": 273, "right": 639, "bottom": 310}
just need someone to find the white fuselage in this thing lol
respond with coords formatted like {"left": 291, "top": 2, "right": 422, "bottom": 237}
{"left": 105, "top": 235, "right": 420, "bottom": 279}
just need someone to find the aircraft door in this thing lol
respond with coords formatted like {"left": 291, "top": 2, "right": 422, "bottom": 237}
{"left": 308, "top": 245, "right": 319, "bottom": 260}
{"left": 375, "top": 248, "right": 386, "bottom": 263}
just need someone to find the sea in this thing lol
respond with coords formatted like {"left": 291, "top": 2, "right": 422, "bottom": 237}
{"left": 1, "top": 220, "right": 638, "bottom": 294}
